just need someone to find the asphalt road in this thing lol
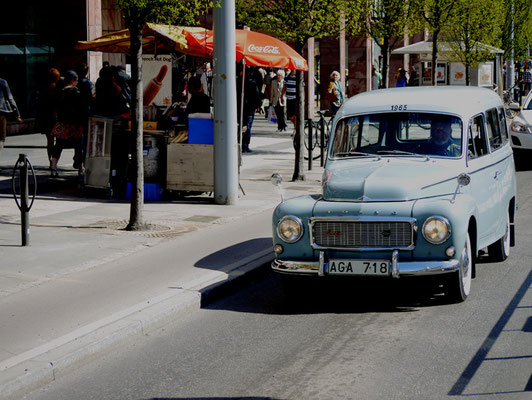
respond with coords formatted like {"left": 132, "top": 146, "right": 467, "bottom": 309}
{"left": 22, "top": 166, "right": 532, "bottom": 400}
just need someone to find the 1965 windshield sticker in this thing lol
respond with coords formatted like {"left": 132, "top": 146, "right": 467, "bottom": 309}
{"left": 390, "top": 105, "right": 407, "bottom": 111}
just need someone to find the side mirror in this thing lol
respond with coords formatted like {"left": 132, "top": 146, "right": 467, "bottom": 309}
{"left": 509, "top": 102, "right": 521, "bottom": 111}
{"left": 451, "top": 173, "right": 470, "bottom": 203}
{"left": 271, "top": 173, "right": 284, "bottom": 202}
{"left": 457, "top": 173, "right": 471, "bottom": 187}
{"left": 271, "top": 173, "right": 283, "bottom": 187}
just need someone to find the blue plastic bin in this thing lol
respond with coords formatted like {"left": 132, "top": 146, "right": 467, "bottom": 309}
{"left": 188, "top": 114, "right": 213, "bottom": 144}
{"left": 125, "top": 182, "right": 163, "bottom": 201}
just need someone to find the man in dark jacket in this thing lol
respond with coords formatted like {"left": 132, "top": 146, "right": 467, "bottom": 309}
{"left": 0, "top": 77, "right": 22, "bottom": 153}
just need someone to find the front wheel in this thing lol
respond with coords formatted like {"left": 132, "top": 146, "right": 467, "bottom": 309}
{"left": 487, "top": 211, "right": 510, "bottom": 262}
{"left": 444, "top": 233, "right": 473, "bottom": 303}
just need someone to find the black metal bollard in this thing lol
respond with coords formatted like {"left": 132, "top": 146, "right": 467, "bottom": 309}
{"left": 307, "top": 118, "right": 313, "bottom": 171}
{"left": 12, "top": 154, "right": 36, "bottom": 246}
{"left": 320, "top": 117, "right": 325, "bottom": 167}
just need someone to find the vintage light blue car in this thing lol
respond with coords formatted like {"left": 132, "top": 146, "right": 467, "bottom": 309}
{"left": 271, "top": 87, "right": 517, "bottom": 302}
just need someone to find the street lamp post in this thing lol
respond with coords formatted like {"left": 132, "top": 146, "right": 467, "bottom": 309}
{"left": 213, "top": 0, "right": 238, "bottom": 205}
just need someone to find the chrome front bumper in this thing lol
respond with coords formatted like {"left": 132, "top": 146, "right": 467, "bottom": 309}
{"left": 272, "top": 250, "right": 460, "bottom": 278}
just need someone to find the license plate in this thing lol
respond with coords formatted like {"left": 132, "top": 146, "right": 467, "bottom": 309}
{"left": 327, "top": 259, "right": 390, "bottom": 276}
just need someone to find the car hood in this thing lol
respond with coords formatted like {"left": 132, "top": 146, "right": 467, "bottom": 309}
{"left": 516, "top": 109, "right": 532, "bottom": 124}
{"left": 322, "top": 158, "right": 459, "bottom": 201}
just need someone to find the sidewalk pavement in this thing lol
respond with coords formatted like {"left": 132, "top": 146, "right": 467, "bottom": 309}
{"left": 0, "top": 117, "right": 324, "bottom": 399}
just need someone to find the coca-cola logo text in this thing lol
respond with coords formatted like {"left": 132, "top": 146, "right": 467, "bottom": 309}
{"left": 248, "top": 44, "right": 280, "bottom": 55}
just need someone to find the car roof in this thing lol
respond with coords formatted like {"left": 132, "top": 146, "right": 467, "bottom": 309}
{"left": 338, "top": 86, "right": 503, "bottom": 120}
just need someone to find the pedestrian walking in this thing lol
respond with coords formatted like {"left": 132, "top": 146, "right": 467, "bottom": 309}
{"left": 241, "top": 68, "right": 263, "bottom": 152}
{"left": 270, "top": 69, "right": 287, "bottom": 131}
{"left": 395, "top": 68, "right": 407, "bottom": 87}
{"left": 371, "top": 66, "right": 379, "bottom": 90}
{"left": 0, "top": 76, "right": 23, "bottom": 160}
{"left": 36, "top": 68, "right": 62, "bottom": 168}
{"left": 50, "top": 70, "right": 84, "bottom": 176}
{"left": 327, "top": 70, "right": 344, "bottom": 116}
{"left": 523, "top": 65, "right": 532, "bottom": 96}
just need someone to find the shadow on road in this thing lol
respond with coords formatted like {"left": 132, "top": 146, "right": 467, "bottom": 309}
{"left": 513, "top": 149, "right": 532, "bottom": 171}
{"left": 144, "top": 397, "right": 282, "bottom": 400}
{"left": 206, "top": 268, "right": 452, "bottom": 316}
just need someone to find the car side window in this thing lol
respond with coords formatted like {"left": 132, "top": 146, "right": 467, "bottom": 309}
{"left": 497, "top": 107, "right": 509, "bottom": 144}
{"left": 468, "top": 115, "right": 488, "bottom": 159}
{"left": 485, "top": 108, "right": 502, "bottom": 151}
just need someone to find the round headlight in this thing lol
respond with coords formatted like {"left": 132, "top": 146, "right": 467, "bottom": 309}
{"left": 422, "top": 216, "right": 451, "bottom": 244}
{"left": 277, "top": 216, "right": 303, "bottom": 243}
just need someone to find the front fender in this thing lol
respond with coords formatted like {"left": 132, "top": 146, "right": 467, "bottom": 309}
{"left": 412, "top": 194, "right": 477, "bottom": 259}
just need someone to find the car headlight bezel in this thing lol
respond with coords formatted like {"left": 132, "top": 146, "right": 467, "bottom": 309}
{"left": 510, "top": 120, "right": 532, "bottom": 134}
{"left": 422, "top": 216, "right": 451, "bottom": 245}
{"left": 276, "top": 215, "right": 304, "bottom": 243}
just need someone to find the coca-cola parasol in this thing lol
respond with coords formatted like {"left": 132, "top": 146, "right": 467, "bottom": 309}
{"left": 188, "top": 29, "right": 308, "bottom": 71}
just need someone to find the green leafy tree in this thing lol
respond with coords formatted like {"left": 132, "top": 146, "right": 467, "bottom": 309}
{"left": 411, "top": 0, "right": 455, "bottom": 85}
{"left": 116, "top": 0, "right": 210, "bottom": 230}
{"left": 501, "top": 0, "right": 532, "bottom": 62}
{"left": 442, "top": 0, "right": 504, "bottom": 86}
{"left": 236, "top": 0, "right": 347, "bottom": 181}
{"left": 344, "top": 0, "right": 420, "bottom": 88}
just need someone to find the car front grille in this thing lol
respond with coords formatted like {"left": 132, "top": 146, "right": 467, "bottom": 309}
{"left": 311, "top": 220, "right": 414, "bottom": 249}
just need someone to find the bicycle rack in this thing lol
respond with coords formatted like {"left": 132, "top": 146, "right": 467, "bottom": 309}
{"left": 12, "top": 154, "right": 37, "bottom": 246}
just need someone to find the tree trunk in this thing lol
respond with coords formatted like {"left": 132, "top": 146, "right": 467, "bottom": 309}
{"left": 126, "top": 18, "right": 145, "bottom": 231}
{"left": 432, "top": 31, "right": 439, "bottom": 86}
{"left": 292, "top": 45, "right": 306, "bottom": 182}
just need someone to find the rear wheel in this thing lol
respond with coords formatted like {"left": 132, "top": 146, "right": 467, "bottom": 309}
{"left": 444, "top": 233, "right": 473, "bottom": 303}
{"left": 487, "top": 211, "right": 510, "bottom": 262}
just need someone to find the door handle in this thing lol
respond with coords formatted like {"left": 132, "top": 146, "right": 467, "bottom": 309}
{"left": 494, "top": 170, "right": 502, "bottom": 179}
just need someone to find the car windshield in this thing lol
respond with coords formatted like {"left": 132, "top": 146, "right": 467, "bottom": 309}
{"left": 330, "top": 113, "right": 463, "bottom": 158}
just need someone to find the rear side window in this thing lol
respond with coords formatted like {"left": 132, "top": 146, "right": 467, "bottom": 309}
{"left": 468, "top": 115, "right": 488, "bottom": 159}
{"left": 497, "top": 107, "right": 508, "bottom": 144}
{"left": 485, "top": 108, "right": 502, "bottom": 151}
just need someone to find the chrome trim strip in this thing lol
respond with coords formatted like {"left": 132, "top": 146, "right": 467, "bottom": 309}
{"left": 272, "top": 259, "right": 319, "bottom": 274}
{"left": 318, "top": 251, "right": 325, "bottom": 276}
{"left": 272, "top": 258, "right": 460, "bottom": 276}
{"left": 309, "top": 216, "right": 417, "bottom": 251}
{"left": 392, "top": 250, "right": 399, "bottom": 278}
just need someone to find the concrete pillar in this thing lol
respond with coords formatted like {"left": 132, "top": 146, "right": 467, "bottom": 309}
{"left": 339, "top": 14, "right": 346, "bottom": 95}
{"left": 86, "top": 0, "right": 102, "bottom": 82}
{"left": 366, "top": 37, "right": 372, "bottom": 91}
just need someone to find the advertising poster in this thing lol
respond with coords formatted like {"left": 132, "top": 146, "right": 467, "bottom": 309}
{"left": 478, "top": 62, "right": 493, "bottom": 87}
{"left": 450, "top": 63, "right": 466, "bottom": 85}
{"left": 436, "top": 62, "right": 447, "bottom": 83}
{"left": 142, "top": 55, "right": 173, "bottom": 106}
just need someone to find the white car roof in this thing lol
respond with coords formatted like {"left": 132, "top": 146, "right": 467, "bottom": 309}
{"left": 338, "top": 86, "right": 503, "bottom": 121}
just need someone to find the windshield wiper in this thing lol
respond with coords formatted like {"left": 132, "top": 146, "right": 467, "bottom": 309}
{"left": 335, "top": 151, "right": 381, "bottom": 159}
{"left": 377, "top": 150, "right": 429, "bottom": 160}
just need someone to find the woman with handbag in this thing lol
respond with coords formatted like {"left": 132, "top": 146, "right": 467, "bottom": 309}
{"left": 50, "top": 70, "right": 84, "bottom": 176}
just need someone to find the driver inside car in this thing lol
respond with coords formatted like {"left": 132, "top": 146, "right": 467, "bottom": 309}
{"left": 424, "top": 117, "right": 461, "bottom": 157}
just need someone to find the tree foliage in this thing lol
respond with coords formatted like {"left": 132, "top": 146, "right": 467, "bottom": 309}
{"left": 410, "top": 0, "right": 455, "bottom": 85}
{"left": 116, "top": 0, "right": 210, "bottom": 230}
{"left": 501, "top": 0, "right": 532, "bottom": 61}
{"left": 344, "top": 0, "right": 420, "bottom": 88}
{"left": 442, "top": 0, "right": 503, "bottom": 85}
{"left": 236, "top": 0, "right": 343, "bottom": 181}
